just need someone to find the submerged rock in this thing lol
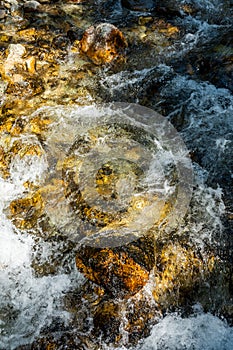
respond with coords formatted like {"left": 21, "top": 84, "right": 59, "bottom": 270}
{"left": 79, "top": 23, "right": 127, "bottom": 65}
{"left": 0, "top": 1, "right": 232, "bottom": 348}
{"left": 152, "top": 242, "right": 209, "bottom": 309}
{"left": 75, "top": 237, "right": 154, "bottom": 297}
{"left": 9, "top": 192, "right": 44, "bottom": 229}
{"left": 93, "top": 300, "right": 121, "bottom": 342}
{"left": 75, "top": 231, "right": 155, "bottom": 298}
{"left": 62, "top": 277, "right": 159, "bottom": 348}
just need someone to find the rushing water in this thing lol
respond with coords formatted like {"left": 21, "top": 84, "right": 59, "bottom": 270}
{"left": 0, "top": 0, "right": 233, "bottom": 349}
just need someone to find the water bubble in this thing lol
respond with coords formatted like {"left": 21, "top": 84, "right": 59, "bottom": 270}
{"left": 40, "top": 103, "right": 193, "bottom": 248}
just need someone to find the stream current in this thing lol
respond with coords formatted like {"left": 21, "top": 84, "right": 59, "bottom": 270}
{"left": 0, "top": 0, "right": 233, "bottom": 349}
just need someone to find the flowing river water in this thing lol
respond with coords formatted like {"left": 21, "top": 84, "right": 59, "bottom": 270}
{"left": 0, "top": 0, "right": 233, "bottom": 349}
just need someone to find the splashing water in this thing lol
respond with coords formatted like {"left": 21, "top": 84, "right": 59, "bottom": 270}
{"left": 136, "top": 313, "right": 233, "bottom": 350}
{"left": 0, "top": 102, "right": 231, "bottom": 349}
{"left": 0, "top": 0, "right": 233, "bottom": 348}
{"left": 0, "top": 147, "right": 84, "bottom": 349}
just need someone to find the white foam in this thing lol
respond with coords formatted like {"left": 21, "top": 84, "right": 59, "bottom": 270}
{"left": 0, "top": 166, "right": 84, "bottom": 349}
{"left": 0, "top": 230, "right": 32, "bottom": 269}
{"left": 110, "top": 313, "right": 233, "bottom": 350}
{"left": 9, "top": 153, "right": 48, "bottom": 186}
{"left": 138, "top": 313, "right": 233, "bottom": 350}
{"left": 0, "top": 270, "right": 75, "bottom": 349}
{"left": 0, "top": 178, "right": 32, "bottom": 269}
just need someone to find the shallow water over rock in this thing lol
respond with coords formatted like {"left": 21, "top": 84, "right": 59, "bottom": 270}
{"left": 0, "top": 0, "right": 233, "bottom": 349}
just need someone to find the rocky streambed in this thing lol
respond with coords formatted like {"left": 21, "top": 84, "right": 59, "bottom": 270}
{"left": 0, "top": 0, "right": 233, "bottom": 349}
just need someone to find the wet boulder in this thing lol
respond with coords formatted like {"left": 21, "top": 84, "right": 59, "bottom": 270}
{"left": 76, "top": 247, "right": 149, "bottom": 297}
{"left": 9, "top": 191, "right": 44, "bottom": 230}
{"left": 154, "top": 0, "right": 195, "bottom": 17}
{"left": 93, "top": 300, "right": 121, "bottom": 342}
{"left": 79, "top": 23, "right": 127, "bottom": 65}
{"left": 152, "top": 241, "right": 218, "bottom": 310}
{"left": 92, "top": 295, "right": 158, "bottom": 345}
{"left": 76, "top": 235, "right": 155, "bottom": 298}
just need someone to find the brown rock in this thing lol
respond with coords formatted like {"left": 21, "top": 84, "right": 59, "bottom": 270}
{"left": 76, "top": 245, "right": 150, "bottom": 297}
{"left": 0, "top": 146, "right": 9, "bottom": 178}
{"left": 79, "top": 23, "right": 127, "bottom": 65}
{"left": 9, "top": 140, "right": 43, "bottom": 158}
{"left": 24, "top": 116, "right": 52, "bottom": 135}
{"left": 152, "top": 242, "right": 215, "bottom": 309}
{"left": 93, "top": 300, "right": 121, "bottom": 342}
{"left": 17, "top": 28, "right": 37, "bottom": 41}
{"left": 8, "top": 191, "right": 44, "bottom": 229}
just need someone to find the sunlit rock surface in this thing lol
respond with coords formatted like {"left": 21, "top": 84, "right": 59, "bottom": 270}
{"left": 79, "top": 23, "right": 127, "bottom": 65}
{"left": 75, "top": 234, "right": 155, "bottom": 297}
{"left": 0, "top": 0, "right": 232, "bottom": 349}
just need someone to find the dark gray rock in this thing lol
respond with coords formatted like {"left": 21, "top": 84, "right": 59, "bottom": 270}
{"left": 121, "top": 0, "right": 157, "bottom": 11}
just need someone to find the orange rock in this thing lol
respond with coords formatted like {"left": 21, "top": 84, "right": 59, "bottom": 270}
{"left": 76, "top": 246, "right": 149, "bottom": 297}
{"left": 79, "top": 23, "right": 127, "bottom": 65}
{"left": 9, "top": 191, "right": 44, "bottom": 229}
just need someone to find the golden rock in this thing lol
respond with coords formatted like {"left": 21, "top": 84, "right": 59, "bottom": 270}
{"left": 9, "top": 140, "right": 43, "bottom": 158}
{"left": 76, "top": 246, "right": 150, "bottom": 297}
{"left": 25, "top": 57, "right": 36, "bottom": 74}
{"left": 9, "top": 191, "right": 44, "bottom": 229}
{"left": 24, "top": 116, "right": 52, "bottom": 135}
{"left": 79, "top": 23, "right": 127, "bottom": 65}
{"left": 153, "top": 20, "right": 179, "bottom": 38}
{"left": 17, "top": 28, "right": 37, "bottom": 41}
{"left": 152, "top": 242, "right": 216, "bottom": 308}
{"left": 0, "top": 146, "right": 9, "bottom": 178}
{"left": 0, "top": 117, "right": 23, "bottom": 136}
